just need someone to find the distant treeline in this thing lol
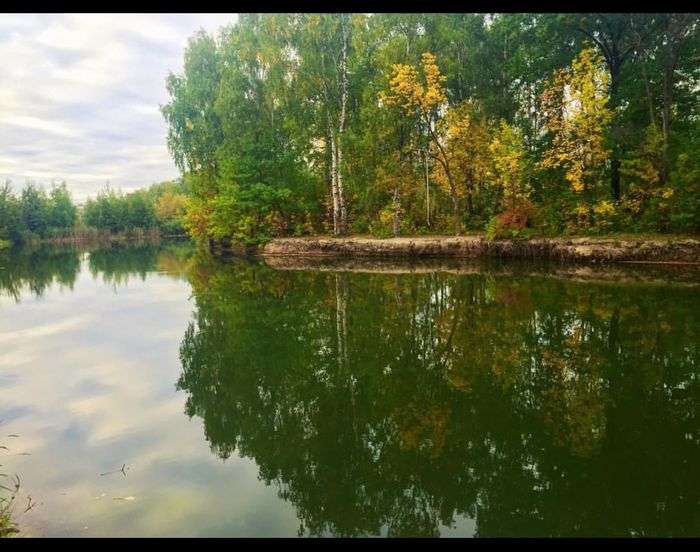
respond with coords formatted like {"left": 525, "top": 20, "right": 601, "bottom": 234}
{"left": 0, "top": 179, "right": 188, "bottom": 248}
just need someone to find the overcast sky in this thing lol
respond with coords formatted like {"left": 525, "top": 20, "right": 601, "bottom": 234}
{"left": 0, "top": 13, "right": 237, "bottom": 202}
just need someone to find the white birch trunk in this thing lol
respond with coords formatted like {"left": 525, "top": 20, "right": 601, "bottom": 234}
{"left": 336, "top": 14, "right": 349, "bottom": 235}
{"left": 330, "top": 128, "right": 340, "bottom": 236}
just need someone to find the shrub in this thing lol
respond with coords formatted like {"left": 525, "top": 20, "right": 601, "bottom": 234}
{"left": 485, "top": 199, "right": 537, "bottom": 240}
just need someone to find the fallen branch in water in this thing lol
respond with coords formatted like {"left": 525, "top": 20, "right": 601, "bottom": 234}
{"left": 100, "top": 463, "right": 128, "bottom": 477}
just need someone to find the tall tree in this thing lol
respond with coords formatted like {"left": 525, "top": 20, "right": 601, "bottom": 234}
{"left": 564, "top": 13, "right": 649, "bottom": 201}
{"left": 540, "top": 48, "right": 613, "bottom": 199}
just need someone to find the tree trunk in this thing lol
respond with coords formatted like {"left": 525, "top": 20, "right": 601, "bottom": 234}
{"left": 466, "top": 180, "right": 474, "bottom": 216}
{"left": 642, "top": 63, "right": 656, "bottom": 130}
{"left": 336, "top": 138, "right": 347, "bottom": 235}
{"left": 428, "top": 125, "right": 460, "bottom": 235}
{"left": 336, "top": 14, "right": 350, "bottom": 235}
{"left": 329, "top": 126, "right": 340, "bottom": 236}
{"left": 661, "top": 23, "right": 682, "bottom": 185}
{"left": 661, "top": 63, "right": 673, "bottom": 183}
{"left": 392, "top": 184, "right": 401, "bottom": 236}
{"left": 452, "top": 194, "right": 461, "bottom": 236}
{"left": 609, "top": 61, "right": 622, "bottom": 202}
{"left": 424, "top": 150, "right": 430, "bottom": 227}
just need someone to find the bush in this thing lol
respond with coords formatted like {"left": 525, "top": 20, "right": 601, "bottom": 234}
{"left": 485, "top": 199, "right": 537, "bottom": 240}
{"left": 368, "top": 205, "right": 402, "bottom": 238}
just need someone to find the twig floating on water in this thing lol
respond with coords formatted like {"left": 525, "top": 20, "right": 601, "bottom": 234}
{"left": 24, "top": 496, "right": 37, "bottom": 513}
{"left": 99, "top": 463, "right": 128, "bottom": 477}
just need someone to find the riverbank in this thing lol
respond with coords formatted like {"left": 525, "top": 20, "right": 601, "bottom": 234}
{"left": 260, "top": 235, "right": 700, "bottom": 264}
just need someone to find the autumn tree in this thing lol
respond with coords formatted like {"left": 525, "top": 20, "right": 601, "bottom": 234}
{"left": 381, "top": 52, "right": 467, "bottom": 233}
{"left": 433, "top": 100, "right": 492, "bottom": 221}
{"left": 489, "top": 121, "right": 531, "bottom": 210}
{"left": 540, "top": 48, "right": 613, "bottom": 199}
{"left": 155, "top": 190, "right": 188, "bottom": 234}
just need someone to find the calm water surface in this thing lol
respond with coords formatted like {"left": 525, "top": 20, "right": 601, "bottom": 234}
{"left": 0, "top": 242, "right": 698, "bottom": 537}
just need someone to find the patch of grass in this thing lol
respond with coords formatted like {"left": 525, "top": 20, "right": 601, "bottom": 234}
{"left": 1, "top": 435, "right": 21, "bottom": 538}
{"left": 0, "top": 474, "right": 20, "bottom": 537}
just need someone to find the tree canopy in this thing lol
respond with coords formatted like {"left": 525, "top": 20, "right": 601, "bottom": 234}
{"left": 161, "top": 13, "right": 699, "bottom": 244}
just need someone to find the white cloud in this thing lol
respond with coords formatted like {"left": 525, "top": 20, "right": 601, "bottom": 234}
{"left": 0, "top": 13, "right": 237, "bottom": 202}
{"left": 0, "top": 114, "right": 81, "bottom": 137}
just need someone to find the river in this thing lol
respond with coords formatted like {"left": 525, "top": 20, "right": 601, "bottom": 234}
{"left": 0, "top": 241, "right": 697, "bottom": 536}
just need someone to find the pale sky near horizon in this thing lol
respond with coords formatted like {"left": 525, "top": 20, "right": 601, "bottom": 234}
{"left": 0, "top": 13, "right": 238, "bottom": 202}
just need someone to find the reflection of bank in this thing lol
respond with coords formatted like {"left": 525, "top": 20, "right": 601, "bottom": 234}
{"left": 263, "top": 254, "right": 700, "bottom": 287}
{"left": 0, "top": 242, "right": 194, "bottom": 302}
{"left": 177, "top": 257, "right": 700, "bottom": 537}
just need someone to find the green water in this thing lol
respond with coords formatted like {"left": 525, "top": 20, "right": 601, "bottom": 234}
{"left": 0, "top": 242, "right": 698, "bottom": 537}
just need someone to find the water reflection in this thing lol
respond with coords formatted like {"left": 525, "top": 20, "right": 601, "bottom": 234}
{"left": 178, "top": 255, "right": 699, "bottom": 537}
{"left": 0, "top": 241, "right": 194, "bottom": 301}
{"left": 1, "top": 244, "right": 698, "bottom": 536}
{"left": 0, "top": 245, "right": 81, "bottom": 300}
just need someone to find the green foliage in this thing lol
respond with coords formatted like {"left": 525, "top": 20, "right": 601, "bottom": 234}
{"left": 20, "top": 183, "right": 50, "bottom": 237}
{"left": 667, "top": 120, "right": 700, "bottom": 233}
{"left": 0, "top": 180, "right": 81, "bottom": 245}
{"left": 82, "top": 180, "right": 189, "bottom": 236}
{"left": 1, "top": 175, "right": 189, "bottom": 246}
{"left": 48, "top": 182, "right": 77, "bottom": 230}
{"left": 160, "top": 13, "right": 699, "bottom": 243}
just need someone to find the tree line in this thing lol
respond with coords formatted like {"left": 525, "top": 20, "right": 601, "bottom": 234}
{"left": 0, "top": 179, "right": 189, "bottom": 248}
{"left": 161, "top": 13, "right": 699, "bottom": 244}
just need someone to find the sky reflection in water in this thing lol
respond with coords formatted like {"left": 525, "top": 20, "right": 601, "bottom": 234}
{"left": 0, "top": 243, "right": 697, "bottom": 537}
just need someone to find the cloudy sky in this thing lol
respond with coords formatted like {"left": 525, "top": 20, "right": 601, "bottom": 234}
{"left": 0, "top": 14, "right": 237, "bottom": 202}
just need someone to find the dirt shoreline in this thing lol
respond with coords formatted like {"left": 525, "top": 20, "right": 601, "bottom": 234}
{"left": 258, "top": 236, "right": 700, "bottom": 264}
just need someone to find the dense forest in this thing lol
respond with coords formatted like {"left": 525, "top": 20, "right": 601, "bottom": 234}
{"left": 0, "top": 179, "right": 188, "bottom": 248}
{"left": 161, "top": 13, "right": 699, "bottom": 245}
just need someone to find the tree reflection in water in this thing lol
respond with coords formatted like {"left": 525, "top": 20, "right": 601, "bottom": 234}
{"left": 177, "top": 254, "right": 699, "bottom": 537}
{"left": 0, "top": 241, "right": 193, "bottom": 301}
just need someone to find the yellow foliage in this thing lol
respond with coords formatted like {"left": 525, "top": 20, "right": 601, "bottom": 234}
{"left": 540, "top": 48, "right": 612, "bottom": 195}
{"left": 573, "top": 202, "right": 592, "bottom": 227}
{"left": 432, "top": 101, "right": 491, "bottom": 200}
{"left": 490, "top": 120, "right": 530, "bottom": 206}
{"left": 592, "top": 199, "right": 616, "bottom": 230}
{"left": 183, "top": 197, "right": 213, "bottom": 240}
{"left": 381, "top": 52, "right": 447, "bottom": 118}
{"left": 593, "top": 199, "right": 615, "bottom": 218}
{"left": 155, "top": 191, "right": 188, "bottom": 221}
